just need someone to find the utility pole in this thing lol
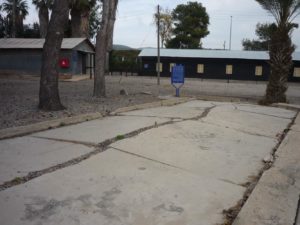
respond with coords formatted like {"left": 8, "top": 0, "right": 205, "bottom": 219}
{"left": 12, "top": 0, "right": 16, "bottom": 38}
{"left": 157, "top": 4, "right": 160, "bottom": 85}
{"left": 229, "top": 16, "right": 232, "bottom": 50}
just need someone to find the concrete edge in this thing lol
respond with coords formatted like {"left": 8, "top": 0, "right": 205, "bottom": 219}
{"left": 0, "top": 97, "right": 194, "bottom": 140}
{"left": 272, "top": 103, "right": 300, "bottom": 111}
{"left": 194, "top": 95, "right": 256, "bottom": 103}
{"left": 0, "top": 112, "right": 103, "bottom": 140}
{"left": 111, "top": 97, "right": 195, "bottom": 115}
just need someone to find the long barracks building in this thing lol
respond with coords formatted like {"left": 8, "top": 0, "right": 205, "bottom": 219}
{"left": 138, "top": 48, "right": 300, "bottom": 82}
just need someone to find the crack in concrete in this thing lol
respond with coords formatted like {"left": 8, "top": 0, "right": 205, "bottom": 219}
{"left": 30, "top": 136, "right": 97, "bottom": 147}
{"left": 113, "top": 114, "right": 184, "bottom": 120}
{"left": 111, "top": 147, "right": 189, "bottom": 172}
{"left": 200, "top": 120, "right": 275, "bottom": 139}
{"left": 0, "top": 105, "right": 216, "bottom": 191}
{"left": 234, "top": 107, "right": 294, "bottom": 120}
{"left": 219, "top": 178, "right": 245, "bottom": 188}
{"left": 294, "top": 195, "right": 300, "bottom": 225}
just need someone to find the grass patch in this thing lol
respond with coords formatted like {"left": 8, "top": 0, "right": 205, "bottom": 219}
{"left": 59, "top": 122, "right": 66, "bottom": 127}
{"left": 116, "top": 135, "right": 125, "bottom": 140}
{"left": 11, "top": 177, "right": 23, "bottom": 184}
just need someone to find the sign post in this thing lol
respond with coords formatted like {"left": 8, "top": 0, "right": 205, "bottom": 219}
{"left": 171, "top": 65, "right": 185, "bottom": 97}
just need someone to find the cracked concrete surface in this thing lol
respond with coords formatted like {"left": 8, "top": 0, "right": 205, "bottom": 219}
{"left": 32, "top": 115, "right": 170, "bottom": 145}
{"left": 0, "top": 137, "right": 94, "bottom": 184}
{"left": 234, "top": 119, "right": 300, "bottom": 225}
{"left": 0, "top": 100, "right": 297, "bottom": 225}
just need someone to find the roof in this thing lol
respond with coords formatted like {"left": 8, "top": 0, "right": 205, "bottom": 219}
{"left": 0, "top": 38, "right": 95, "bottom": 51}
{"left": 139, "top": 48, "right": 300, "bottom": 61}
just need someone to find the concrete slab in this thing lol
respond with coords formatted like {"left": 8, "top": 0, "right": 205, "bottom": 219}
{"left": 0, "top": 149, "right": 245, "bottom": 225}
{"left": 292, "top": 113, "right": 300, "bottom": 132}
{"left": 235, "top": 104, "right": 297, "bottom": 119}
{"left": 112, "top": 120, "right": 277, "bottom": 185}
{"left": 0, "top": 100, "right": 296, "bottom": 225}
{"left": 233, "top": 168, "right": 299, "bottom": 225}
{"left": 202, "top": 104, "right": 293, "bottom": 138}
{"left": 0, "top": 136, "right": 93, "bottom": 184}
{"left": 233, "top": 131, "right": 300, "bottom": 225}
{"left": 33, "top": 116, "right": 169, "bottom": 144}
{"left": 274, "top": 131, "right": 300, "bottom": 190}
{"left": 120, "top": 103, "right": 205, "bottom": 119}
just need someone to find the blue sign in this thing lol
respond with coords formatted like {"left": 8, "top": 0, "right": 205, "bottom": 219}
{"left": 171, "top": 65, "right": 185, "bottom": 84}
{"left": 171, "top": 65, "right": 185, "bottom": 97}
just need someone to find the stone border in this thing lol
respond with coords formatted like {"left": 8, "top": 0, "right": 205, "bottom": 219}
{"left": 0, "top": 113, "right": 103, "bottom": 140}
{"left": 0, "top": 97, "right": 194, "bottom": 140}
{"left": 111, "top": 97, "right": 194, "bottom": 115}
{"left": 272, "top": 103, "right": 300, "bottom": 111}
{"left": 195, "top": 95, "right": 255, "bottom": 103}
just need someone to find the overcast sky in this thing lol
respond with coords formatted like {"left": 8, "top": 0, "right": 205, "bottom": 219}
{"left": 20, "top": 0, "right": 300, "bottom": 50}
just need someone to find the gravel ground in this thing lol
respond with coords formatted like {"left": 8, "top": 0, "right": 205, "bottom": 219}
{"left": 0, "top": 75, "right": 160, "bottom": 129}
{"left": 1, "top": 74, "right": 300, "bottom": 130}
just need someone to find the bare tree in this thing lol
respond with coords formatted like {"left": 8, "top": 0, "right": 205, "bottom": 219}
{"left": 154, "top": 8, "right": 172, "bottom": 48}
{"left": 93, "top": 0, "right": 118, "bottom": 97}
{"left": 39, "top": 0, "right": 70, "bottom": 110}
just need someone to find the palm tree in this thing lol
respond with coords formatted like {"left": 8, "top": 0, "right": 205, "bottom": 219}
{"left": 256, "top": 0, "right": 300, "bottom": 104}
{"left": 70, "top": 0, "right": 96, "bottom": 38}
{"left": 32, "top": 0, "right": 53, "bottom": 38}
{"left": 2, "top": 0, "right": 28, "bottom": 37}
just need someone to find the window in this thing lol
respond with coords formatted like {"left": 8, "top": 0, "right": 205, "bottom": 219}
{"left": 144, "top": 64, "right": 149, "bottom": 69}
{"left": 255, "top": 66, "right": 263, "bottom": 76}
{"left": 170, "top": 63, "right": 175, "bottom": 72}
{"left": 226, "top": 65, "right": 233, "bottom": 75}
{"left": 197, "top": 64, "right": 204, "bottom": 74}
{"left": 156, "top": 63, "right": 163, "bottom": 72}
{"left": 294, "top": 67, "right": 300, "bottom": 77}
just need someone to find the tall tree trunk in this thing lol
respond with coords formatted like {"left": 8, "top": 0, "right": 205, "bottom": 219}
{"left": 80, "top": 9, "right": 90, "bottom": 38}
{"left": 263, "top": 24, "right": 294, "bottom": 104}
{"left": 39, "top": 0, "right": 69, "bottom": 111}
{"left": 39, "top": 3, "right": 49, "bottom": 38}
{"left": 107, "top": 1, "right": 117, "bottom": 52}
{"left": 93, "top": 0, "right": 118, "bottom": 97}
{"left": 71, "top": 7, "right": 81, "bottom": 37}
{"left": 71, "top": 7, "right": 90, "bottom": 38}
{"left": 12, "top": 0, "right": 16, "bottom": 38}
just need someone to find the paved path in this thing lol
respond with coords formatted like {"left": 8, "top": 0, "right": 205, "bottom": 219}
{"left": 0, "top": 100, "right": 298, "bottom": 225}
{"left": 234, "top": 110, "right": 300, "bottom": 225}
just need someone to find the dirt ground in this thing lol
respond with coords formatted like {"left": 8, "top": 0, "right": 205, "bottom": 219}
{"left": 0, "top": 75, "right": 160, "bottom": 129}
{"left": 1, "top": 74, "right": 300, "bottom": 130}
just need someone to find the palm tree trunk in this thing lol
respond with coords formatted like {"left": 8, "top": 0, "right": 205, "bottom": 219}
{"left": 39, "top": 0, "right": 69, "bottom": 111}
{"left": 38, "top": 3, "right": 49, "bottom": 38}
{"left": 263, "top": 25, "right": 294, "bottom": 104}
{"left": 93, "top": 0, "right": 118, "bottom": 97}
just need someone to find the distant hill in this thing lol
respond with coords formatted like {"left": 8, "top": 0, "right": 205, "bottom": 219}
{"left": 113, "top": 44, "right": 134, "bottom": 51}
